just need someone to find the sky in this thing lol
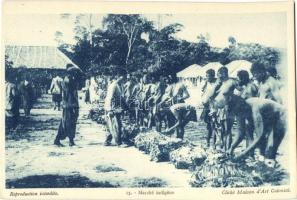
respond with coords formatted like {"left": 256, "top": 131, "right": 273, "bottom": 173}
{"left": 4, "top": 12, "right": 286, "bottom": 48}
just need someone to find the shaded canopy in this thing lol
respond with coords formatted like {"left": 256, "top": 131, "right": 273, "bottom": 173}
{"left": 5, "top": 45, "right": 78, "bottom": 69}
{"left": 176, "top": 64, "right": 202, "bottom": 78}
{"left": 226, "top": 60, "right": 253, "bottom": 78}
{"left": 200, "top": 62, "right": 223, "bottom": 77}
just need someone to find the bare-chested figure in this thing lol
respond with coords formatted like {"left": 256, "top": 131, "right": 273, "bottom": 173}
{"left": 209, "top": 66, "right": 237, "bottom": 150}
{"left": 213, "top": 81, "right": 286, "bottom": 166}
{"left": 137, "top": 74, "right": 154, "bottom": 128}
{"left": 201, "top": 69, "right": 217, "bottom": 147}
{"left": 251, "top": 62, "right": 283, "bottom": 104}
{"left": 123, "top": 73, "right": 138, "bottom": 122}
{"left": 236, "top": 70, "right": 258, "bottom": 99}
{"left": 162, "top": 103, "right": 197, "bottom": 139}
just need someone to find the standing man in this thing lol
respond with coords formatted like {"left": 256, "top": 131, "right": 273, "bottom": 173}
{"left": 83, "top": 77, "right": 91, "bottom": 104}
{"left": 206, "top": 66, "right": 237, "bottom": 151}
{"left": 6, "top": 73, "right": 21, "bottom": 130}
{"left": 104, "top": 72, "right": 126, "bottom": 146}
{"left": 171, "top": 76, "right": 190, "bottom": 104}
{"left": 201, "top": 69, "right": 217, "bottom": 147}
{"left": 49, "top": 73, "right": 63, "bottom": 110}
{"left": 150, "top": 75, "right": 166, "bottom": 132}
{"left": 123, "top": 73, "right": 136, "bottom": 121}
{"left": 236, "top": 70, "right": 258, "bottom": 99}
{"left": 54, "top": 64, "right": 84, "bottom": 147}
{"left": 251, "top": 63, "right": 283, "bottom": 104}
{"left": 19, "top": 75, "right": 34, "bottom": 117}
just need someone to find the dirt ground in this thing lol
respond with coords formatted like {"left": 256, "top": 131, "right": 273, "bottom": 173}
{"left": 6, "top": 94, "right": 192, "bottom": 188}
{"left": 5, "top": 93, "right": 290, "bottom": 188}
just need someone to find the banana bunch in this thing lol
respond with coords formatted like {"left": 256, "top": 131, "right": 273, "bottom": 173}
{"left": 169, "top": 146, "right": 207, "bottom": 169}
{"left": 149, "top": 137, "right": 183, "bottom": 162}
{"left": 190, "top": 149, "right": 265, "bottom": 187}
{"left": 134, "top": 131, "right": 183, "bottom": 162}
{"left": 121, "top": 124, "right": 140, "bottom": 145}
{"left": 134, "top": 131, "right": 166, "bottom": 152}
{"left": 88, "top": 107, "right": 105, "bottom": 123}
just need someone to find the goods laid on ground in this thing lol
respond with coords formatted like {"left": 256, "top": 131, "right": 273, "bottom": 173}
{"left": 121, "top": 123, "right": 140, "bottom": 146}
{"left": 190, "top": 149, "right": 287, "bottom": 187}
{"left": 190, "top": 150, "right": 261, "bottom": 187}
{"left": 88, "top": 106, "right": 287, "bottom": 187}
{"left": 135, "top": 131, "right": 184, "bottom": 162}
{"left": 88, "top": 107, "right": 106, "bottom": 125}
{"left": 169, "top": 145, "right": 207, "bottom": 169}
{"left": 89, "top": 107, "right": 140, "bottom": 145}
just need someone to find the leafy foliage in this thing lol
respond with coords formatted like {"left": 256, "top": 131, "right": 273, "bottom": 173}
{"left": 226, "top": 43, "right": 280, "bottom": 68}
{"left": 57, "top": 14, "right": 281, "bottom": 76}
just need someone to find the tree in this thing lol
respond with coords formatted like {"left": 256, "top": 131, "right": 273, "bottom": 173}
{"left": 57, "top": 14, "right": 102, "bottom": 71}
{"left": 147, "top": 23, "right": 184, "bottom": 73}
{"left": 103, "top": 14, "right": 154, "bottom": 66}
{"left": 225, "top": 43, "right": 280, "bottom": 68}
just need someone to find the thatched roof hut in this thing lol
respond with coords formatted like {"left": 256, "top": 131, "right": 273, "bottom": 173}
{"left": 5, "top": 45, "right": 77, "bottom": 69}
{"left": 5, "top": 45, "right": 79, "bottom": 96}
{"left": 226, "top": 60, "right": 253, "bottom": 78}
{"left": 200, "top": 62, "right": 223, "bottom": 77}
{"left": 176, "top": 64, "right": 202, "bottom": 78}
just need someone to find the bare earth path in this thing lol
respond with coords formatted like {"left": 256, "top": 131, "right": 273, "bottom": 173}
{"left": 5, "top": 94, "right": 191, "bottom": 188}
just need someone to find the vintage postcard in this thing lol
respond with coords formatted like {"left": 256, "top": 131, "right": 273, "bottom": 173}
{"left": 1, "top": 0, "right": 296, "bottom": 200}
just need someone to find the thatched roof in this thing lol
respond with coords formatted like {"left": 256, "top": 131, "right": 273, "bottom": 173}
{"left": 226, "top": 60, "right": 252, "bottom": 78}
{"left": 177, "top": 64, "right": 202, "bottom": 78}
{"left": 200, "top": 62, "right": 223, "bottom": 76}
{"left": 5, "top": 45, "right": 78, "bottom": 69}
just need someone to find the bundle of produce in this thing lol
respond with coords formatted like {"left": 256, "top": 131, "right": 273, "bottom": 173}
{"left": 149, "top": 137, "right": 184, "bottom": 162}
{"left": 134, "top": 131, "right": 184, "bottom": 161}
{"left": 121, "top": 124, "right": 140, "bottom": 146}
{"left": 96, "top": 116, "right": 106, "bottom": 125}
{"left": 190, "top": 150, "right": 263, "bottom": 187}
{"left": 134, "top": 131, "right": 167, "bottom": 153}
{"left": 88, "top": 107, "right": 106, "bottom": 124}
{"left": 239, "top": 158, "right": 288, "bottom": 185}
{"left": 169, "top": 145, "right": 207, "bottom": 169}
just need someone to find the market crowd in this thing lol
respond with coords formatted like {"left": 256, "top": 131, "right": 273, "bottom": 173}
{"left": 5, "top": 62, "right": 285, "bottom": 161}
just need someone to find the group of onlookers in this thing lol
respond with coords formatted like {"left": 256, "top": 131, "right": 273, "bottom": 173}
{"left": 5, "top": 73, "right": 34, "bottom": 130}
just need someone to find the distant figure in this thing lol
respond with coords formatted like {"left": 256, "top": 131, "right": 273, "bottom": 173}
{"left": 5, "top": 74, "right": 21, "bottom": 130}
{"left": 49, "top": 74, "right": 63, "bottom": 110}
{"left": 83, "top": 78, "right": 91, "bottom": 104}
{"left": 19, "top": 76, "right": 34, "bottom": 117}
{"left": 104, "top": 73, "right": 126, "bottom": 146}
{"left": 89, "top": 76, "right": 99, "bottom": 103}
{"left": 54, "top": 64, "right": 84, "bottom": 147}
